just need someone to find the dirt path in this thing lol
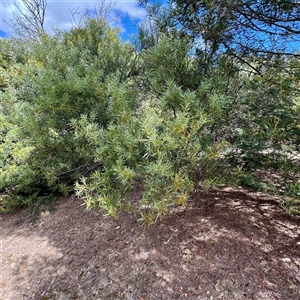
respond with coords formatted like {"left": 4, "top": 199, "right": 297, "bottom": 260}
{"left": 1, "top": 187, "right": 300, "bottom": 300}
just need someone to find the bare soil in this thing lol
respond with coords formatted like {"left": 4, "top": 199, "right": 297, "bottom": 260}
{"left": 1, "top": 186, "right": 300, "bottom": 300}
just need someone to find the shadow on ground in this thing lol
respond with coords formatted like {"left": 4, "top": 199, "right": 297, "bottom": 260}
{"left": 1, "top": 187, "right": 299, "bottom": 300}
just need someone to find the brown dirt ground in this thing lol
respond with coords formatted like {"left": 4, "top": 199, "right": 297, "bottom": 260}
{"left": 1, "top": 187, "right": 300, "bottom": 300}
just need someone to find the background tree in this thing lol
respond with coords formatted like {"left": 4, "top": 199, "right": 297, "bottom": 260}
{"left": 170, "top": 0, "right": 300, "bottom": 74}
{"left": 135, "top": 0, "right": 300, "bottom": 214}
{"left": 7, "top": 0, "right": 47, "bottom": 42}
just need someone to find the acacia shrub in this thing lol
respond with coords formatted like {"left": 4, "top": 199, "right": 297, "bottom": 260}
{"left": 225, "top": 57, "right": 300, "bottom": 212}
{"left": 0, "top": 18, "right": 138, "bottom": 210}
{"left": 75, "top": 36, "right": 233, "bottom": 222}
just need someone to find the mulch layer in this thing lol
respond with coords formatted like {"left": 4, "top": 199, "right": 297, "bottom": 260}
{"left": 1, "top": 187, "right": 299, "bottom": 300}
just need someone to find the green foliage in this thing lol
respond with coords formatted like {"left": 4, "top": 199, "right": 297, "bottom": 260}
{"left": 1, "top": 9, "right": 299, "bottom": 220}
{"left": 0, "top": 61, "right": 35, "bottom": 192}
{"left": 170, "top": 0, "right": 300, "bottom": 62}
{"left": 142, "top": 36, "right": 203, "bottom": 92}
{"left": 228, "top": 57, "right": 300, "bottom": 171}
{"left": 0, "top": 18, "right": 138, "bottom": 210}
{"left": 0, "top": 39, "right": 13, "bottom": 70}
{"left": 75, "top": 71, "right": 231, "bottom": 222}
{"left": 0, "top": 184, "right": 57, "bottom": 213}
{"left": 239, "top": 174, "right": 264, "bottom": 191}
{"left": 73, "top": 34, "right": 238, "bottom": 222}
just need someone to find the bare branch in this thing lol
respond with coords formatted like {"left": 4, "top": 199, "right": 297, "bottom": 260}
{"left": 7, "top": 0, "right": 47, "bottom": 42}
{"left": 69, "top": 0, "right": 118, "bottom": 29}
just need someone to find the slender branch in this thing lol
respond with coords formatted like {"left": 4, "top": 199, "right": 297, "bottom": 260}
{"left": 7, "top": 0, "right": 47, "bottom": 41}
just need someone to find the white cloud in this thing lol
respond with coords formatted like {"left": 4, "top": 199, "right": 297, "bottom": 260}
{"left": 0, "top": 0, "right": 145, "bottom": 37}
{"left": 115, "top": 1, "right": 145, "bottom": 18}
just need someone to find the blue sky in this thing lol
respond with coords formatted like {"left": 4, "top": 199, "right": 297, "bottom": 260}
{"left": 0, "top": 0, "right": 147, "bottom": 40}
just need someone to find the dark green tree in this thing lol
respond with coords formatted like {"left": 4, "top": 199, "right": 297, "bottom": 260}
{"left": 169, "top": 0, "right": 300, "bottom": 73}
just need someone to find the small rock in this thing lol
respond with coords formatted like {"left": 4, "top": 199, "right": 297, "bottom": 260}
{"left": 282, "top": 257, "right": 291, "bottom": 262}
{"left": 40, "top": 211, "right": 50, "bottom": 218}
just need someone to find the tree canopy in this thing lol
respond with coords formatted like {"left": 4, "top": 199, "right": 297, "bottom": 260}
{"left": 139, "top": 0, "right": 300, "bottom": 74}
